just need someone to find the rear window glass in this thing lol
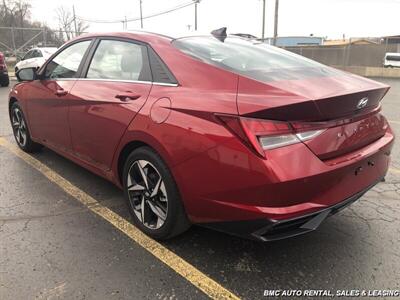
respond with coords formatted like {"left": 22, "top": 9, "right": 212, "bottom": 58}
{"left": 386, "top": 55, "right": 400, "bottom": 61}
{"left": 172, "top": 36, "right": 340, "bottom": 82}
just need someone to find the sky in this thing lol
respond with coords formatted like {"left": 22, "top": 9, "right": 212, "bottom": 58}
{"left": 28, "top": 0, "right": 400, "bottom": 39}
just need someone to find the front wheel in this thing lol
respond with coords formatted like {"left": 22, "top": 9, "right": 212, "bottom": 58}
{"left": 10, "top": 102, "right": 42, "bottom": 152}
{"left": 123, "top": 147, "right": 190, "bottom": 240}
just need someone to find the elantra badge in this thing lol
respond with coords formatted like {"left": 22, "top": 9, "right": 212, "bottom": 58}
{"left": 357, "top": 97, "right": 369, "bottom": 109}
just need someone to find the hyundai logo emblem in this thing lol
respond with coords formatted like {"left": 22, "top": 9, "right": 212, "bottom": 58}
{"left": 357, "top": 97, "right": 369, "bottom": 109}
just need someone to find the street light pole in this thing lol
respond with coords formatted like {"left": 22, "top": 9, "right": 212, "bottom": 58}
{"left": 140, "top": 0, "right": 143, "bottom": 29}
{"left": 262, "top": 0, "right": 266, "bottom": 40}
{"left": 273, "top": 0, "right": 279, "bottom": 45}
{"left": 72, "top": 5, "right": 78, "bottom": 37}
{"left": 194, "top": 0, "right": 200, "bottom": 31}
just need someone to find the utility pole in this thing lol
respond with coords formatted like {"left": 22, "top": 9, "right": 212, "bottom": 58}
{"left": 139, "top": 0, "right": 143, "bottom": 29}
{"left": 273, "top": 0, "right": 279, "bottom": 45}
{"left": 194, "top": 0, "right": 200, "bottom": 31}
{"left": 72, "top": 5, "right": 78, "bottom": 37}
{"left": 261, "top": 0, "right": 266, "bottom": 40}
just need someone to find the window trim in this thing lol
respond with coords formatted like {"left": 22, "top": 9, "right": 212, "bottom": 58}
{"left": 75, "top": 78, "right": 178, "bottom": 87}
{"left": 80, "top": 36, "right": 179, "bottom": 86}
{"left": 37, "top": 36, "right": 179, "bottom": 86}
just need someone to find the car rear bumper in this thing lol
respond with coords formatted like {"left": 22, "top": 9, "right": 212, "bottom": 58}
{"left": 174, "top": 121, "right": 394, "bottom": 236}
{"left": 202, "top": 176, "right": 383, "bottom": 241}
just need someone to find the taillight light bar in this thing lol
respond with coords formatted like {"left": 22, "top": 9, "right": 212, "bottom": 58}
{"left": 217, "top": 114, "right": 326, "bottom": 158}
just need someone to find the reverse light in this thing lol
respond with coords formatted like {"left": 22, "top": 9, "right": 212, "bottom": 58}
{"left": 217, "top": 114, "right": 325, "bottom": 158}
{"left": 259, "top": 134, "right": 299, "bottom": 150}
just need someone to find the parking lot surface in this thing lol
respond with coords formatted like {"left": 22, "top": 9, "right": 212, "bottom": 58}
{"left": 0, "top": 78, "right": 399, "bottom": 299}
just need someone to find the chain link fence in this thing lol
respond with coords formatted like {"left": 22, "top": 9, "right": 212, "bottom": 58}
{"left": 0, "top": 26, "right": 84, "bottom": 72}
{"left": 282, "top": 37, "right": 400, "bottom": 77}
{"left": 2, "top": 26, "right": 400, "bottom": 78}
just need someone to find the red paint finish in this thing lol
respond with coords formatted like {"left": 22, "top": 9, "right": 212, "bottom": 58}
{"left": 26, "top": 79, "right": 76, "bottom": 150}
{"left": 68, "top": 80, "right": 152, "bottom": 171}
{"left": 10, "top": 32, "right": 395, "bottom": 233}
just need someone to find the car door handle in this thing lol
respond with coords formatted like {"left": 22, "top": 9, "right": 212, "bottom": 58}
{"left": 115, "top": 92, "right": 141, "bottom": 101}
{"left": 55, "top": 89, "right": 68, "bottom": 97}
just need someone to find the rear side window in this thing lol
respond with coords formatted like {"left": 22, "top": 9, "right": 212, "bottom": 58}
{"left": 148, "top": 47, "right": 177, "bottom": 84}
{"left": 45, "top": 40, "right": 91, "bottom": 79}
{"left": 86, "top": 40, "right": 151, "bottom": 82}
{"left": 22, "top": 50, "right": 33, "bottom": 60}
{"left": 386, "top": 55, "right": 400, "bottom": 62}
{"left": 31, "top": 50, "right": 42, "bottom": 58}
{"left": 173, "top": 36, "right": 340, "bottom": 82}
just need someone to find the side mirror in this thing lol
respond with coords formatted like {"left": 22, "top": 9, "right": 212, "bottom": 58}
{"left": 16, "top": 67, "right": 37, "bottom": 82}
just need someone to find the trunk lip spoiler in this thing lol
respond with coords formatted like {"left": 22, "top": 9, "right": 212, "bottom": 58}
{"left": 290, "top": 104, "right": 382, "bottom": 129}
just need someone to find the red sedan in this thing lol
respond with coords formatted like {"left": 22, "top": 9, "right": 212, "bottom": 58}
{"left": 9, "top": 30, "right": 394, "bottom": 241}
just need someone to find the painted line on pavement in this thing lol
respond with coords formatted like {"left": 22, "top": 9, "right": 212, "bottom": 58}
{"left": 388, "top": 120, "right": 400, "bottom": 125}
{"left": 0, "top": 137, "right": 240, "bottom": 300}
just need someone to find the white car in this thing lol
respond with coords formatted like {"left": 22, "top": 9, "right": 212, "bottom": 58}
{"left": 15, "top": 47, "right": 58, "bottom": 73}
{"left": 384, "top": 52, "right": 400, "bottom": 68}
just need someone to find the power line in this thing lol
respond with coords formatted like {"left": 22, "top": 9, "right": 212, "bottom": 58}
{"left": 76, "top": 1, "right": 195, "bottom": 24}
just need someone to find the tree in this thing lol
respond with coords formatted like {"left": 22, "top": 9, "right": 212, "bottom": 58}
{"left": 55, "top": 6, "right": 88, "bottom": 41}
{"left": 0, "top": 0, "right": 66, "bottom": 54}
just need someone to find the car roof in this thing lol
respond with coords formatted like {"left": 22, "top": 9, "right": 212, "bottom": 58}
{"left": 73, "top": 30, "right": 240, "bottom": 44}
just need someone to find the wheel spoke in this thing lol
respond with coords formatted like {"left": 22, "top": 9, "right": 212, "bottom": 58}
{"left": 147, "top": 201, "right": 166, "bottom": 221}
{"left": 159, "top": 182, "right": 167, "bottom": 202}
{"left": 17, "top": 130, "right": 22, "bottom": 144}
{"left": 150, "top": 178, "right": 162, "bottom": 198}
{"left": 12, "top": 120, "right": 20, "bottom": 129}
{"left": 20, "top": 119, "right": 26, "bottom": 130}
{"left": 140, "top": 195, "right": 146, "bottom": 224}
{"left": 20, "top": 131, "right": 26, "bottom": 145}
{"left": 136, "top": 160, "right": 149, "bottom": 189}
{"left": 128, "top": 184, "right": 146, "bottom": 191}
{"left": 16, "top": 110, "right": 22, "bottom": 123}
{"left": 127, "top": 165, "right": 147, "bottom": 192}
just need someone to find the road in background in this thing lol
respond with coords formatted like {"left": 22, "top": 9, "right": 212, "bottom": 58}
{"left": 0, "top": 79, "right": 399, "bottom": 299}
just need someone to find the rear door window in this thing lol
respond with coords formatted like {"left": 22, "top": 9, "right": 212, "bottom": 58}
{"left": 86, "top": 40, "right": 151, "bottom": 82}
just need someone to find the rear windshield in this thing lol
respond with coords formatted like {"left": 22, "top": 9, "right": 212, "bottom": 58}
{"left": 172, "top": 36, "right": 340, "bottom": 82}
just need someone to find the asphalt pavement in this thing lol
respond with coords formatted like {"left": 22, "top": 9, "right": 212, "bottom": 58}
{"left": 0, "top": 78, "right": 399, "bottom": 300}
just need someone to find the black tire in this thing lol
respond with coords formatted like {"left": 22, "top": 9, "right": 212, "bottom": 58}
{"left": 10, "top": 102, "right": 42, "bottom": 153}
{"left": 123, "top": 146, "right": 190, "bottom": 240}
{"left": 3, "top": 77, "right": 9, "bottom": 87}
{"left": 0, "top": 77, "right": 9, "bottom": 87}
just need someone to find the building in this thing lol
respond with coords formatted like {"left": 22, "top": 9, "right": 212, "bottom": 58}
{"left": 262, "top": 36, "right": 324, "bottom": 47}
{"left": 324, "top": 38, "right": 379, "bottom": 46}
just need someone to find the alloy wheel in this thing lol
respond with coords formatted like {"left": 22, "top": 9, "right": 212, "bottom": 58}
{"left": 127, "top": 160, "right": 168, "bottom": 229}
{"left": 11, "top": 107, "right": 27, "bottom": 147}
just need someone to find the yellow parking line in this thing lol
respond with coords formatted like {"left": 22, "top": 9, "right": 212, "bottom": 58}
{"left": 388, "top": 120, "right": 400, "bottom": 125}
{"left": 0, "top": 137, "right": 240, "bottom": 300}
{"left": 390, "top": 167, "right": 400, "bottom": 174}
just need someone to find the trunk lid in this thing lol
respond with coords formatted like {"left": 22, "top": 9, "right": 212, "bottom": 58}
{"left": 237, "top": 71, "right": 390, "bottom": 159}
{"left": 237, "top": 71, "right": 389, "bottom": 121}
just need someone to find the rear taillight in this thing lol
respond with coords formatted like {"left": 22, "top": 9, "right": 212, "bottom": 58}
{"left": 217, "top": 115, "right": 325, "bottom": 158}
